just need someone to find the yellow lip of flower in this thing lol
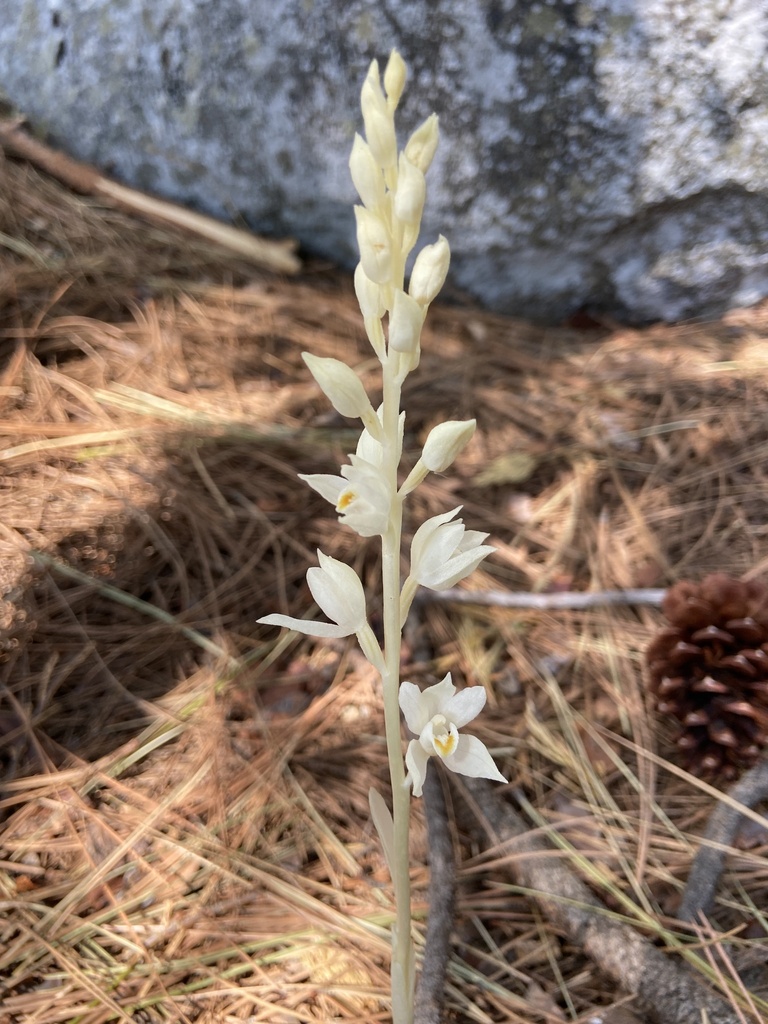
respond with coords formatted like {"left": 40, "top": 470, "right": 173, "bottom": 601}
{"left": 337, "top": 489, "right": 357, "bottom": 512}
{"left": 424, "top": 714, "right": 459, "bottom": 758}
{"left": 432, "top": 730, "right": 458, "bottom": 757}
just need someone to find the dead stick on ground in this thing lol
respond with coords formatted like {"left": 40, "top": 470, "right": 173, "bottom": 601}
{"left": 459, "top": 776, "right": 744, "bottom": 1024}
{"left": 414, "top": 762, "right": 455, "bottom": 1024}
{"left": 404, "top": 607, "right": 456, "bottom": 1024}
{"left": 0, "top": 119, "right": 301, "bottom": 275}
{"left": 422, "top": 588, "right": 666, "bottom": 611}
{"left": 679, "top": 757, "right": 768, "bottom": 923}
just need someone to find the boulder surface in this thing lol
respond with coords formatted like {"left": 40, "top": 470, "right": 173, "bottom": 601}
{"left": 2, "top": 0, "right": 767, "bottom": 323}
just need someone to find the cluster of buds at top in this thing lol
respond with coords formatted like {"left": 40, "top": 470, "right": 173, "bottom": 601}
{"left": 351, "top": 51, "right": 450, "bottom": 375}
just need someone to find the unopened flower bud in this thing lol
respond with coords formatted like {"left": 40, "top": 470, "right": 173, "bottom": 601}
{"left": 404, "top": 113, "right": 439, "bottom": 174}
{"left": 361, "top": 62, "right": 396, "bottom": 169}
{"left": 384, "top": 50, "right": 407, "bottom": 109}
{"left": 302, "top": 352, "right": 374, "bottom": 419}
{"left": 393, "top": 153, "right": 426, "bottom": 228}
{"left": 354, "top": 262, "right": 386, "bottom": 321}
{"left": 409, "top": 235, "right": 450, "bottom": 306}
{"left": 350, "top": 134, "right": 385, "bottom": 210}
{"left": 421, "top": 419, "right": 476, "bottom": 472}
{"left": 388, "top": 288, "right": 424, "bottom": 354}
{"left": 355, "top": 206, "right": 392, "bottom": 284}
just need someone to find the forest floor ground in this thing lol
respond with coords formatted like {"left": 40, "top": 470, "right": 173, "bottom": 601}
{"left": 1, "top": 149, "right": 768, "bottom": 1024}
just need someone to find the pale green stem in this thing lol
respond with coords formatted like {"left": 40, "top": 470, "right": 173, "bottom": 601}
{"left": 381, "top": 356, "right": 414, "bottom": 1024}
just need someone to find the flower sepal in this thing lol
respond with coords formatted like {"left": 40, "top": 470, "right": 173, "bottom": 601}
{"left": 258, "top": 550, "right": 366, "bottom": 638}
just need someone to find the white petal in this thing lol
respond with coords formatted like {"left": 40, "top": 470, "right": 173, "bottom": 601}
{"left": 308, "top": 554, "right": 366, "bottom": 630}
{"left": 405, "top": 739, "right": 430, "bottom": 798}
{"left": 257, "top": 613, "right": 350, "bottom": 638}
{"left": 399, "top": 681, "right": 427, "bottom": 734}
{"left": 418, "top": 521, "right": 465, "bottom": 568}
{"left": 420, "top": 545, "right": 495, "bottom": 589}
{"left": 302, "top": 353, "right": 373, "bottom": 419}
{"left": 299, "top": 473, "right": 345, "bottom": 505}
{"left": 355, "top": 205, "right": 391, "bottom": 284}
{"left": 420, "top": 672, "right": 456, "bottom": 718}
{"left": 460, "top": 529, "right": 491, "bottom": 551}
{"left": 355, "top": 419, "right": 384, "bottom": 464}
{"left": 443, "top": 734, "right": 507, "bottom": 785}
{"left": 410, "top": 507, "right": 461, "bottom": 565}
{"left": 443, "top": 686, "right": 487, "bottom": 729}
{"left": 356, "top": 408, "right": 405, "bottom": 464}
{"left": 339, "top": 504, "right": 390, "bottom": 537}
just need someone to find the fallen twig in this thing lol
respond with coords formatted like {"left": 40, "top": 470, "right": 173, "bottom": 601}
{"left": 0, "top": 119, "right": 301, "bottom": 275}
{"left": 414, "top": 761, "right": 455, "bottom": 1024}
{"left": 404, "top": 607, "right": 456, "bottom": 1024}
{"left": 421, "top": 588, "right": 666, "bottom": 611}
{"left": 678, "top": 757, "right": 768, "bottom": 923}
{"left": 459, "top": 776, "right": 744, "bottom": 1024}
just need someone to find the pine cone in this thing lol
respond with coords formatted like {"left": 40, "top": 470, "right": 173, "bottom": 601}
{"left": 646, "top": 574, "right": 768, "bottom": 778}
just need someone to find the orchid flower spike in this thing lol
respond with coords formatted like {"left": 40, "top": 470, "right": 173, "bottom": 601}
{"left": 399, "top": 673, "right": 507, "bottom": 797}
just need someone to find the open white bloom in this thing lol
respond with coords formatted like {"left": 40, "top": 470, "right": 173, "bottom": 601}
{"left": 399, "top": 674, "right": 507, "bottom": 798}
{"left": 302, "top": 454, "right": 392, "bottom": 537}
{"left": 301, "top": 406, "right": 404, "bottom": 538}
{"left": 258, "top": 550, "right": 366, "bottom": 638}
{"left": 409, "top": 507, "right": 494, "bottom": 589}
{"left": 259, "top": 550, "right": 383, "bottom": 670}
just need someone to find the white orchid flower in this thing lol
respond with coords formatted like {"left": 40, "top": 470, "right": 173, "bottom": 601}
{"left": 258, "top": 550, "right": 366, "bottom": 637}
{"left": 301, "top": 454, "right": 392, "bottom": 538}
{"left": 258, "top": 550, "right": 383, "bottom": 669}
{"left": 399, "top": 673, "right": 507, "bottom": 797}
{"left": 300, "top": 408, "right": 404, "bottom": 538}
{"left": 399, "top": 508, "right": 494, "bottom": 621}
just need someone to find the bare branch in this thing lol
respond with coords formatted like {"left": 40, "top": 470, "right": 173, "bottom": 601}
{"left": 420, "top": 588, "right": 666, "bottom": 611}
{"left": 679, "top": 757, "right": 768, "bottom": 923}
{"left": 414, "top": 762, "right": 455, "bottom": 1024}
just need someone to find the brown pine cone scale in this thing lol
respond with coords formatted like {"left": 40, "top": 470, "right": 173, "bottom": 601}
{"left": 646, "top": 573, "right": 768, "bottom": 779}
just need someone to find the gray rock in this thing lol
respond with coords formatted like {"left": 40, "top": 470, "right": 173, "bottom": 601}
{"left": 2, "top": 0, "right": 768, "bottom": 323}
